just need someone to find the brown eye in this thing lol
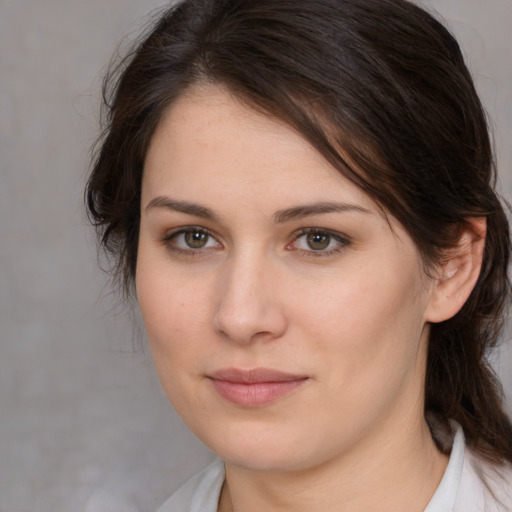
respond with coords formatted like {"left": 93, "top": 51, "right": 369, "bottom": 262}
{"left": 165, "top": 227, "right": 221, "bottom": 253}
{"left": 184, "top": 230, "right": 210, "bottom": 249}
{"left": 306, "top": 232, "right": 331, "bottom": 251}
{"left": 290, "top": 228, "right": 350, "bottom": 256}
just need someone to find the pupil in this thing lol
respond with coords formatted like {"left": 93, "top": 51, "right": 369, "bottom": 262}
{"left": 185, "top": 231, "right": 208, "bottom": 248}
{"left": 307, "top": 232, "right": 330, "bottom": 250}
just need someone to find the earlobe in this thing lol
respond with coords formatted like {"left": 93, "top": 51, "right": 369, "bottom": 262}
{"left": 426, "top": 218, "right": 486, "bottom": 324}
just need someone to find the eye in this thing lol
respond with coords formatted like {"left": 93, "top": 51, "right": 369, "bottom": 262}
{"left": 183, "top": 230, "right": 210, "bottom": 249}
{"left": 304, "top": 232, "right": 331, "bottom": 251}
{"left": 164, "top": 227, "right": 221, "bottom": 253}
{"left": 290, "top": 229, "right": 350, "bottom": 255}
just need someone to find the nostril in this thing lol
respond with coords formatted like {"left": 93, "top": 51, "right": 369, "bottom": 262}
{"left": 212, "top": 298, "right": 288, "bottom": 345}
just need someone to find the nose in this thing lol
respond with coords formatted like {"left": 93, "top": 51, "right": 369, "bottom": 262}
{"left": 212, "top": 253, "right": 288, "bottom": 344}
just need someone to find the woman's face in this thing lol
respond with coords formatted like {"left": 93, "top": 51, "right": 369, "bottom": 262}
{"left": 137, "top": 86, "right": 437, "bottom": 472}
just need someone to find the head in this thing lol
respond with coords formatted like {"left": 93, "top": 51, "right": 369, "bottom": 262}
{"left": 87, "top": 0, "right": 512, "bottom": 465}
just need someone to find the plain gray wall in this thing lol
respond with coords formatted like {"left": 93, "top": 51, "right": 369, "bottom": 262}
{"left": 1, "top": 1, "right": 511, "bottom": 511}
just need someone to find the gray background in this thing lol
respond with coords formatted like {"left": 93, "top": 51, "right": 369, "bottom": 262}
{"left": 1, "top": 1, "right": 511, "bottom": 511}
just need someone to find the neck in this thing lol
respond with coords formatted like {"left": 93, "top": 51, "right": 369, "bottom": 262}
{"left": 218, "top": 415, "right": 448, "bottom": 512}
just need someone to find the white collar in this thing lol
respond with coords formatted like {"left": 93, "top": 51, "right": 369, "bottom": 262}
{"left": 424, "top": 424, "right": 465, "bottom": 512}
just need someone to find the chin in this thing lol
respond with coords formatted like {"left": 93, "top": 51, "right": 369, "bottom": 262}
{"left": 194, "top": 418, "right": 334, "bottom": 473}
{"left": 220, "top": 445, "right": 310, "bottom": 473}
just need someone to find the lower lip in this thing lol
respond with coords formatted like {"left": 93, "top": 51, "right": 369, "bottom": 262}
{"left": 209, "top": 379, "right": 307, "bottom": 407}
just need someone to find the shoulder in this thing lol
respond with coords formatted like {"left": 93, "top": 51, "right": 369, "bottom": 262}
{"left": 456, "top": 448, "right": 512, "bottom": 512}
{"left": 156, "top": 459, "right": 225, "bottom": 512}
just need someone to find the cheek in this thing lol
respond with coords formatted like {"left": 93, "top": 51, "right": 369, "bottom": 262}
{"left": 135, "top": 242, "right": 212, "bottom": 373}
{"left": 138, "top": 273, "right": 207, "bottom": 353}
{"left": 291, "top": 258, "right": 428, "bottom": 389}
{"left": 295, "top": 257, "right": 423, "bottom": 336}
{"left": 136, "top": 264, "right": 214, "bottom": 420}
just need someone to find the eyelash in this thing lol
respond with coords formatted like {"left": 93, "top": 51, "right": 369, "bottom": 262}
{"left": 289, "top": 228, "right": 351, "bottom": 257}
{"left": 162, "top": 226, "right": 351, "bottom": 257}
{"left": 163, "top": 227, "right": 222, "bottom": 256}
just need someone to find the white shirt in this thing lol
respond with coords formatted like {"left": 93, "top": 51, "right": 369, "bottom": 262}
{"left": 156, "top": 426, "right": 512, "bottom": 512}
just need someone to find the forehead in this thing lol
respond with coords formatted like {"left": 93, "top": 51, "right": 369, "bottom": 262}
{"left": 143, "top": 85, "right": 378, "bottom": 212}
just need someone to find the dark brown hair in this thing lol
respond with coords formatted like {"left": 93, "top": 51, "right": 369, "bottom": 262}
{"left": 87, "top": 0, "right": 512, "bottom": 464}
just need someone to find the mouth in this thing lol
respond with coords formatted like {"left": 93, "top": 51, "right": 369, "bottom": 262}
{"left": 207, "top": 368, "right": 309, "bottom": 407}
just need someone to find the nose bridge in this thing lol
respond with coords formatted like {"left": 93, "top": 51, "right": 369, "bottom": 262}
{"left": 212, "top": 248, "right": 287, "bottom": 344}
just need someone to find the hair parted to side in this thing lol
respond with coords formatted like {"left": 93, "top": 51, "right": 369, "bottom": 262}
{"left": 86, "top": 0, "right": 512, "bottom": 465}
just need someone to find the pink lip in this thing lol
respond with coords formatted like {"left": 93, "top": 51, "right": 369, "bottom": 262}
{"left": 208, "top": 368, "right": 309, "bottom": 407}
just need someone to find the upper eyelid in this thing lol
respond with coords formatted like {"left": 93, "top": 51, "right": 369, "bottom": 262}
{"left": 292, "top": 227, "right": 351, "bottom": 242}
{"left": 164, "top": 225, "right": 217, "bottom": 239}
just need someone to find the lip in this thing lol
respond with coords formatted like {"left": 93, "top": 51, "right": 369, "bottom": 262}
{"left": 207, "top": 368, "right": 309, "bottom": 407}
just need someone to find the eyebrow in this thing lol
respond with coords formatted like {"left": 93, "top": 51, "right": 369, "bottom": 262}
{"left": 145, "top": 196, "right": 371, "bottom": 222}
{"left": 273, "top": 202, "right": 372, "bottom": 223}
{"left": 145, "top": 196, "right": 218, "bottom": 220}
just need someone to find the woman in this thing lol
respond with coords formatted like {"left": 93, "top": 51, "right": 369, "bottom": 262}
{"left": 87, "top": 0, "right": 512, "bottom": 510}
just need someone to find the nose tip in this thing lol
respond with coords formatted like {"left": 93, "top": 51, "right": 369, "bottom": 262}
{"left": 212, "top": 264, "right": 288, "bottom": 344}
{"left": 213, "top": 303, "right": 288, "bottom": 344}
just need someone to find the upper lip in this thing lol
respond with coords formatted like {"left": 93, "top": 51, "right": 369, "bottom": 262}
{"left": 208, "top": 367, "right": 308, "bottom": 383}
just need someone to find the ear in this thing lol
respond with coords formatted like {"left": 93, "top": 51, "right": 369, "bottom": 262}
{"left": 426, "top": 218, "right": 486, "bottom": 323}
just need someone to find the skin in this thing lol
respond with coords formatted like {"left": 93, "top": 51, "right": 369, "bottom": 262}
{"left": 136, "top": 85, "right": 482, "bottom": 511}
